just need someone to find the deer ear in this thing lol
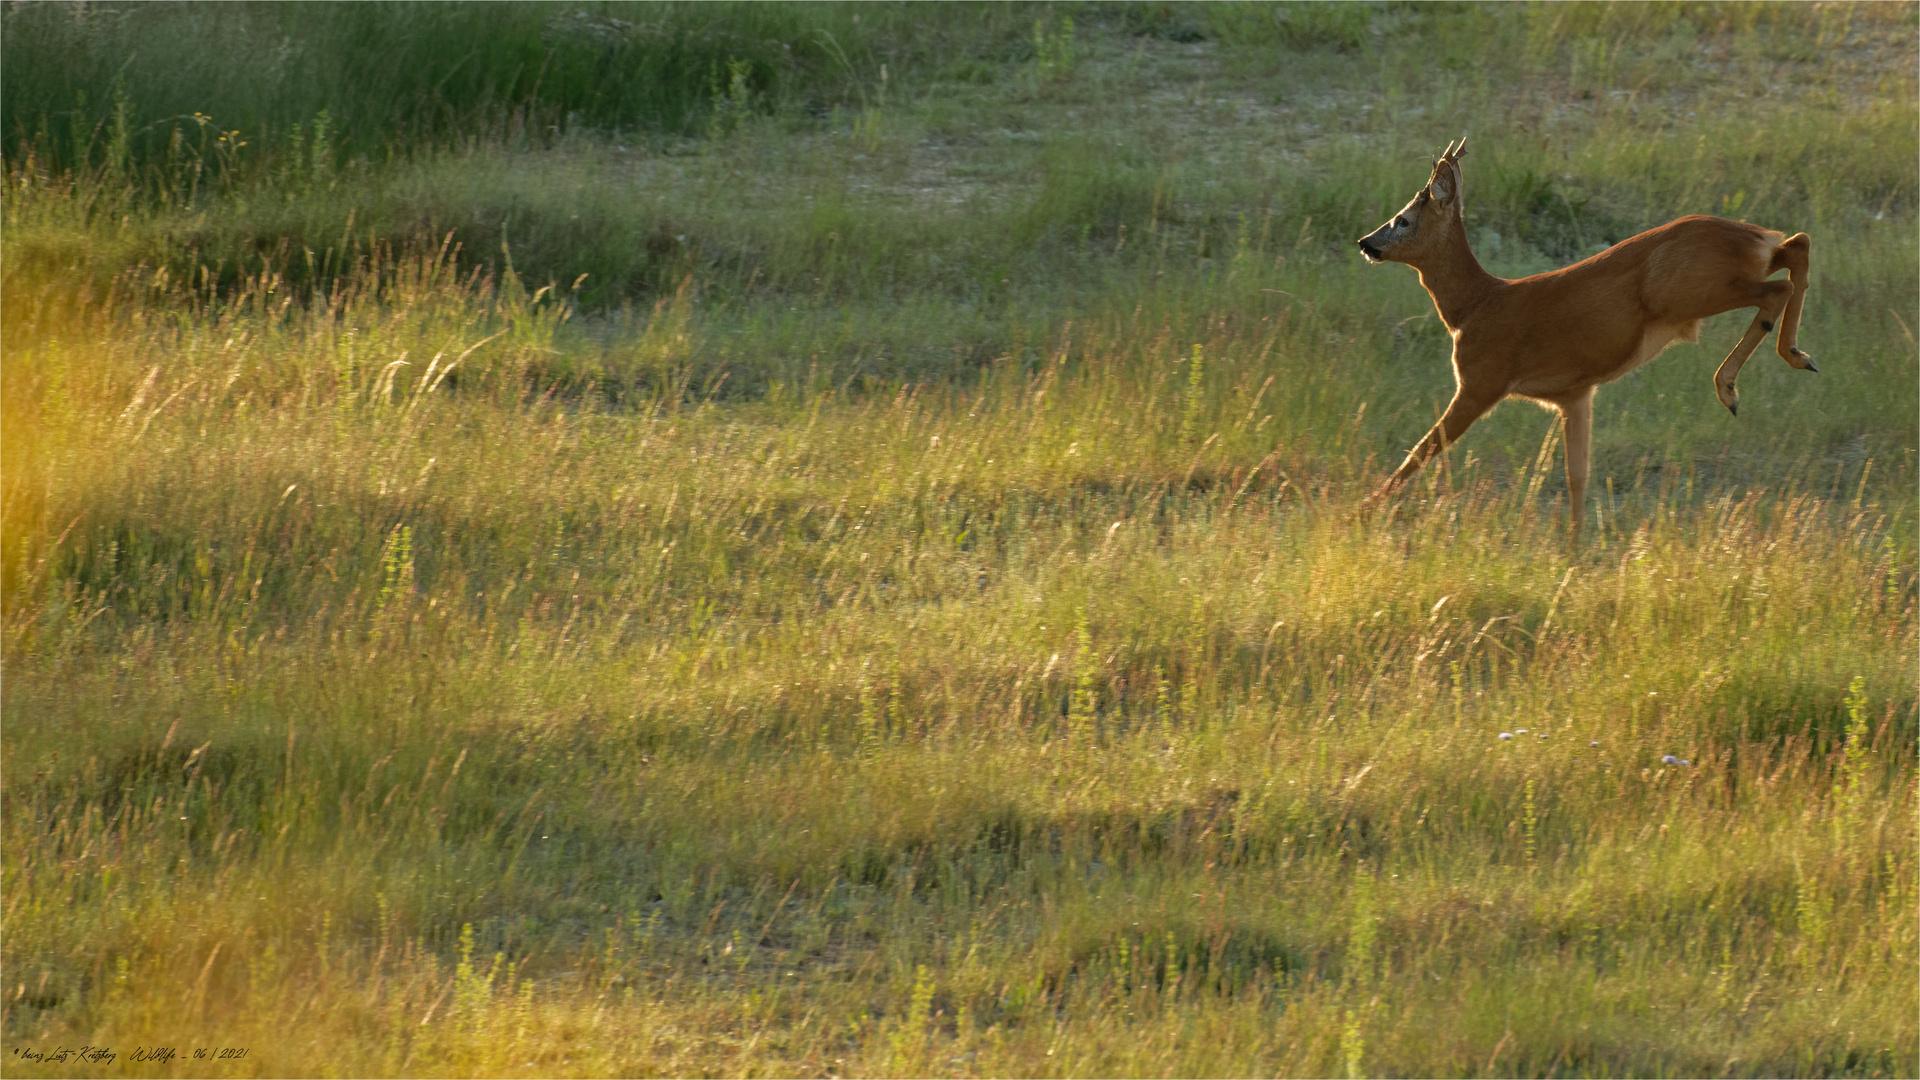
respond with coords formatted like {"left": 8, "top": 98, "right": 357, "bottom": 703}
{"left": 1430, "top": 166, "right": 1455, "bottom": 202}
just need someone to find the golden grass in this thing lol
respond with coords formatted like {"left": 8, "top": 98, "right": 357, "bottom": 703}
{"left": 4, "top": 4, "right": 1915, "bottom": 1076}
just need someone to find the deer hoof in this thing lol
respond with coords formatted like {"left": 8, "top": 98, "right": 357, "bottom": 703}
{"left": 1801, "top": 353, "right": 1819, "bottom": 373}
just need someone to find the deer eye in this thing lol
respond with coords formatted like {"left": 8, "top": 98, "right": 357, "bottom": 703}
{"left": 1395, "top": 216, "right": 1408, "bottom": 228}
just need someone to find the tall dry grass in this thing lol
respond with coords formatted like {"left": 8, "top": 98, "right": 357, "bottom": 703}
{"left": 3, "top": 3, "right": 1915, "bottom": 1076}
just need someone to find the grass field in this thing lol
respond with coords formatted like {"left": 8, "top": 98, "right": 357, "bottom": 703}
{"left": 3, "top": 3, "right": 1916, "bottom": 1076}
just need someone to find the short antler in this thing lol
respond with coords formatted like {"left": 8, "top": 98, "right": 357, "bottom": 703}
{"left": 1430, "top": 137, "right": 1467, "bottom": 179}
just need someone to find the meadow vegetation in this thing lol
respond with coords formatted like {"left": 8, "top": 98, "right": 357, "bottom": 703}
{"left": 3, "top": 2, "right": 1916, "bottom": 1075}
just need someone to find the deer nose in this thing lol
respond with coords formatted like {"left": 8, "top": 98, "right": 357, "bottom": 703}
{"left": 1357, "top": 238, "right": 1381, "bottom": 261}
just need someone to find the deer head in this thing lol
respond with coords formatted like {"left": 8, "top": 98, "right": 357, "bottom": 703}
{"left": 1357, "top": 138, "right": 1468, "bottom": 265}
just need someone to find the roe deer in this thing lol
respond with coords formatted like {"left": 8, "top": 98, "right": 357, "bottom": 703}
{"left": 1356, "top": 139, "right": 1814, "bottom": 536}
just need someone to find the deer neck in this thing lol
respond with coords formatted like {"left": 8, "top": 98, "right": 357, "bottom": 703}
{"left": 1410, "top": 218, "right": 1496, "bottom": 331}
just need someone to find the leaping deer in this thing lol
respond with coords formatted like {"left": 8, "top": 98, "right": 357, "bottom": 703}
{"left": 1356, "top": 139, "right": 1814, "bottom": 536}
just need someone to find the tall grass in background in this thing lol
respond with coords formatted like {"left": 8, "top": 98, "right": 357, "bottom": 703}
{"left": 11, "top": 2, "right": 1912, "bottom": 308}
{"left": 3, "top": 2, "right": 1916, "bottom": 1076}
{"left": 2, "top": 2, "right": 1038, "bottom": 166}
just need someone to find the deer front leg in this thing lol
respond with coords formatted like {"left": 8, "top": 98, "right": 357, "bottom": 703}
{"left": 1556, "top": 388, "right": 1594, "bottom": 539}
{"left": 1372, "top": 387, "right": 1500, "bottom": 501}
{"left": 1713, "top": 278, "right": 1795, "bottom": 415}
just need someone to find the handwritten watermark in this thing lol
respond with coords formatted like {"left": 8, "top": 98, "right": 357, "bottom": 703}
{"left": 11, "top": 1045, "right": 250, "bottom": 1067}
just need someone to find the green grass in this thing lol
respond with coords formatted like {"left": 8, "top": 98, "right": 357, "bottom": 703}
{"left": 3, "top": 3, "right": 1916, "bottom": 1076}
{"left": 1, "top": 2, "right": 1044, "bottom": 166}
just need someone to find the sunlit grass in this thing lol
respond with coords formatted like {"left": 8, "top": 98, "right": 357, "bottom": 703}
{"left": 3, "top": 3, "right": 1915, "bottom": 1076}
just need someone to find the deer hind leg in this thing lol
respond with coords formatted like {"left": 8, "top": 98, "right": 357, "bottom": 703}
{"left": 1373, "top": 388, "right": 1500, "bottom": 499}
{"left": 1771, "top": 232, "right": 1815, "bottom": 371}
{"left": 1555, "top": 388, "right": 1595, "bottom": 539}
{"left": 1712, "top": 277, "right": 1795, "bottom": 416}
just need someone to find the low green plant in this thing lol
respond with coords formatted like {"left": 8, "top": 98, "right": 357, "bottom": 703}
{"left": 1033, "top": 13, "right": 1076, "bottom": 87}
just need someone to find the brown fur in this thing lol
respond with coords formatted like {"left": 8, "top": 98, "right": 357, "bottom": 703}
{"left": 1356, "top": 139, "right": 1814, "bottom": 536}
